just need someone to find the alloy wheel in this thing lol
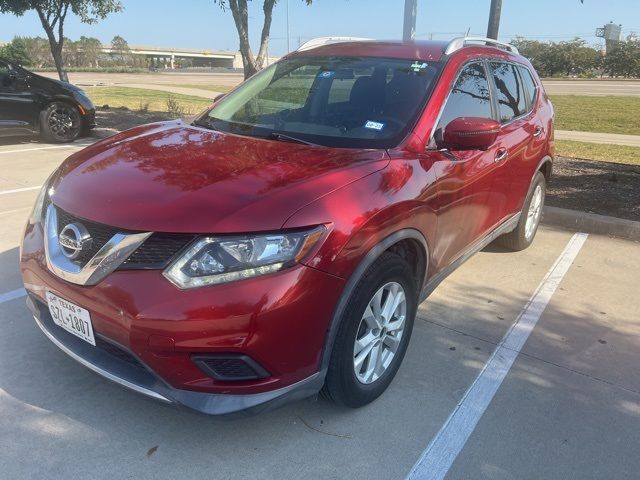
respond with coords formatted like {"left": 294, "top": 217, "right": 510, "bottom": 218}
{"left": 353, "top": 281, "right": 407, "bottom": 384}
{"left": 525, "top": 184, "right": 543, "bottom": 240}
{"left": 47, "top": 104, "right": 80, "bottom": 141}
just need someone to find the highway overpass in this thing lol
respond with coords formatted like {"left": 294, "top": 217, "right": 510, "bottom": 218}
{"left": 103, "top": 44, "right": 244, "bottom": 69}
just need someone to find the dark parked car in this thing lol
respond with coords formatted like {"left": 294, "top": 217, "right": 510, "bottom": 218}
{"left": 0, "top": 58, "right": 95, "bottom": 142}
{"left": 21, "top": 37, "right": 553, "bottom": 415}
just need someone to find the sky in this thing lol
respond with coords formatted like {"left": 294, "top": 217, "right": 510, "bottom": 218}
{"left": 0, "top": 0, "right": 639, "bottom": 56}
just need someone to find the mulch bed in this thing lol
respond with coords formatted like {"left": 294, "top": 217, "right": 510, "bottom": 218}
{"left": 547, "top": 157, "right": 640, "bottom": 221}
{"left": 91, "top": 109, "right": 640, "bottom": 222}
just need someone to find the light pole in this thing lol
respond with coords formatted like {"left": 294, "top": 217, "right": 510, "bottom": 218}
{"left": 286, "top": 0, "right": 290, "bottom": 52}
{"left": 403, "top": 0, "right": 417, "bottom": 42}
{"left": 486, "top": 0, "right": 502, "bottom": 40}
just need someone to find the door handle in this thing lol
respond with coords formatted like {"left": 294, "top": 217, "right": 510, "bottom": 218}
{"left": 533, "top": 126, "right": 543, "bottom": 137}
{"left": 494, "top": 149, "right": 508, "bottom": 162}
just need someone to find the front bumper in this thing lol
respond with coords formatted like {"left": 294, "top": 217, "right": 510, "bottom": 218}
{"left": 21, "top": 222, "right": 344, "bottom": 415}
{"left": 27, "top": 295, "right": 322, "bottom": 415}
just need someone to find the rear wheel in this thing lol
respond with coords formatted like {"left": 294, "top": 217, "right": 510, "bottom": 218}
{"left": 497, "top": 171, "right": 546, "bottom": 251}
{"left": 323, "top": 252, "right": 417, "bottom": 408}
{"left": 40, "top": 102, "right": 82, "bottom": 143}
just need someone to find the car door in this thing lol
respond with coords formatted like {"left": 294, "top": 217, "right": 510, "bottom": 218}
{"left": 487, "top": 61, "right": 538, "bottom": 218}
{"left": 0, "top": 60, "right": 38, "bottom": 136}
{"left": 429, "top": 61, "right": 505, "bottom": 268}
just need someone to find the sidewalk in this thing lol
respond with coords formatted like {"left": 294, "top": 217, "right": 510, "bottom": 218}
{"left": 555, "top": 129, "right": 640, "bottom": 147}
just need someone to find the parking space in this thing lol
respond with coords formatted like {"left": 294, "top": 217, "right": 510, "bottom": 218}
{"left": 0, "top": 141, "right": 638, "bottom": 479}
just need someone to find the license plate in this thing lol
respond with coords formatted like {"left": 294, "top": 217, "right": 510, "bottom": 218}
{"left": 46, "top": 292, "right": 96, "bottom": 346}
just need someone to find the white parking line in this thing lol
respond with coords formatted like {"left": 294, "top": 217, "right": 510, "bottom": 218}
{"left": 0, "top": 288, "right": 26, "bottom": 305}
{"left": 407, "top": 232, "right": 589, "bottom": 480}
{"left": 0, "top": 186, "right": 42, "bottom": 196}
{"left": 0, "top": 143, "right": 91, "bottom": 155}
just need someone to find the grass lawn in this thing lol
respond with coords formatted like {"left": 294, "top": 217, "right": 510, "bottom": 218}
{"left": 555, "top": 140, "right": 640, "bottom": 165}
{"left": 549, "top": 95, "right": 640, "bottom": 136}
{"left": 85, "top": 86, "right": 213, "bottom": 115}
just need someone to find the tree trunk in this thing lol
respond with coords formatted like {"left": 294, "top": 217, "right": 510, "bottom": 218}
{"left": 45, "top": 39, "right": 68, "bottom": 82}
{"left": 229, "top": 0, "right": 259, "bottom": 79}
{"left": 35, "top": 5, "right": 70, "bottom": 82}
{"left": 255, "top": 0, "right": 276, "bottom": 68}
{"left": 486, "top": 0, "right": 502, "bottom": 40}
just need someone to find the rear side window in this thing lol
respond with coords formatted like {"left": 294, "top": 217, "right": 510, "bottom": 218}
{"left": 518, "top": 65, "right": 538, "bottom": 108}
{"left": 489, "top": 62, "right": 527, "bottom": 123}
{"left": 436, "top": 62, "right": 492, "bottom": 132}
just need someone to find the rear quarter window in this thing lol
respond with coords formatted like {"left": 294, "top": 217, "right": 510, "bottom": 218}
{"left": 517, "top": 65, "right": 538, "bottom": 109}
{"left": 489, "top": 62, "right": 527, "bottom": 123}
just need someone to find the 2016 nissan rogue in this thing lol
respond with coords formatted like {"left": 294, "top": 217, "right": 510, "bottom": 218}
{"left": 20, "top": 37, "right": 553, "bottom": 415}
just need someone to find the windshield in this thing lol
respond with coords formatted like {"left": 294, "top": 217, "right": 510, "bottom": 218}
{"left": 200, "top": 56, "right": 442, "bottom": 148}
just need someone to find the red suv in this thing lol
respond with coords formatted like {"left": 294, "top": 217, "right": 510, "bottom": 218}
{"left": 21, "top": 38, "right": 553, "bottom": 415}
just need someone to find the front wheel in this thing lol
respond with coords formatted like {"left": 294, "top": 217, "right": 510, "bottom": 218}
{"left": 40, "top": 102, "right": 82, "bottom": 143}
{"left": 497, "top": 171, "right": 546, "bottom": 251}
{"left": 323, "top": 252, "right": 417, "bottom": 408}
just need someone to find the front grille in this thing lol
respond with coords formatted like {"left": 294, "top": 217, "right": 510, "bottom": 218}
{"left": 52, "top": 205, "right": 194, "bottom": 270}
{"left": 193, "top": 355, "right": 270, "bottom": 381}
{"left": 122, "top": 234, "right": 195, "bottom": 269}
{"left": 94, "top": 336, "right": 146, "bottom": 371}
{"left": 55, "top": 207, "right": 125, "bottom": 265}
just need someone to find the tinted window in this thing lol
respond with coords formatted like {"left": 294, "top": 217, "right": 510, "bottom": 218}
{"left": 436, "top": 62, "right": 492, "bottom": 132}
{"left": 204, "top": 56, "right": 442, "bottom": 149}
{"left": 490, "top": 62, "right": 527, "bottom": 122}
{"left": 0, "top": 60, "right": 11, "bottom": 88}
{"left": 518, "top": 65, "right": 538, "bottom": 108}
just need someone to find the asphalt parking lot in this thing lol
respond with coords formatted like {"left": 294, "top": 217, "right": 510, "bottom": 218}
{"left": 1, "top": 138, "right": 639, "bottom": 480}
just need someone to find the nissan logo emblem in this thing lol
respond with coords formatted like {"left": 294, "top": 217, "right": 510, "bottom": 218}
{"left": 58, "top": 223, "right": 92, "bottom": 260}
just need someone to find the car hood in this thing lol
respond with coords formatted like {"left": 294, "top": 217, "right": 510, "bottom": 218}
{"left": 50, "top": 121, "right": 389, "bottom": 233}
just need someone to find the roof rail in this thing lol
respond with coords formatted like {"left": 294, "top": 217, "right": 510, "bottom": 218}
{"left": 297, "top": 36, "right": 373, "bottom": 52}
{"left": 444, "top": 36, "right": 519, "bottom": 55}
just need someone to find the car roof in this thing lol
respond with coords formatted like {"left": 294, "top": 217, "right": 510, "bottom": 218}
{"left": 286, "top": 39, "right": 524, "bottom": 64}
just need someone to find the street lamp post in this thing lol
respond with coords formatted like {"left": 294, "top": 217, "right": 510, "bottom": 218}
{"left": 286, "top": 0, "right": 290, "bottom": 52}
{"left": 403, "top": 0, "right": 417, "bottom": 41}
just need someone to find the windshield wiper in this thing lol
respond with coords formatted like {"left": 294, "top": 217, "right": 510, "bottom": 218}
{"left": 192, "top": 116, "right": 218, "bottom": 131}
{"left": 268, "top": 132, "right": 319, "bottom": 147}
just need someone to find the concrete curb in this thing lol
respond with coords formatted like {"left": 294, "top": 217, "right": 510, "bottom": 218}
{"left": 542, "top": 206, "right": 640, "bottom": 241}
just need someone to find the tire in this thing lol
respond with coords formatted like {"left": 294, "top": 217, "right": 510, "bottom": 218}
{"left": 323, "top": 252, "right": 417, "bottom": 408}
{"left": 497, "top": 171, "right": 546, "bottom": 251}
{"left": 40, "top": 101, "right": 82, "bottom": 143}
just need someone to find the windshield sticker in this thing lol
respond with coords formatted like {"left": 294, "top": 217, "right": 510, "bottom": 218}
{"left": 364, "top": 120, "right": 385, "bottom": 131}
{"left": 319, "top": 70, "right": 335, "bottom": 79}
{"left": 411, "top": 61, "right": 429, "bottom": 72}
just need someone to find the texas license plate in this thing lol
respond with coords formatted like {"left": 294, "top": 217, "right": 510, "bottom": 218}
{"left": 46, "top": 291, "right": 96, "bottom": 346}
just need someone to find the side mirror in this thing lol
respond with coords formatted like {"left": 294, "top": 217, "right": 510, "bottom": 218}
{"left": 442, "top": 117, "right": 500, "bottom": 151}
{"left": 213, "top": 93, "right": 226, "bottom": 103}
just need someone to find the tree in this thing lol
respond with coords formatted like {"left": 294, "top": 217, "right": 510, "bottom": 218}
{"left": 110, "top": 35, "right": 132, "bottom": 66}
{"left": 76, "top": 35, "right": 102, "bottom": 67}
{"left": 214, "top": 0, "right": 312, "bottom": 79}
{"left": 0, "top": 0, "right": 122, "bottom": 82}
{"left": 0, "top": 36, "right": 31, "bottom": 65}
{"left": 22, "top": 36, "right": 53, "bottom": 67}
{"left": 511, "top": 37, "right": 601, "bottom": 77}
{"left": 604, "top": 39, "right": 640, "bottom": 77}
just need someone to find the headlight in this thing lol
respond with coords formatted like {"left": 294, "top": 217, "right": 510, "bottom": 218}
{"left": 163, "top": 226, "right": 325, "bottom": 289}
{"left": 28, "top": 173, "right": 55, "bottom": 225}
